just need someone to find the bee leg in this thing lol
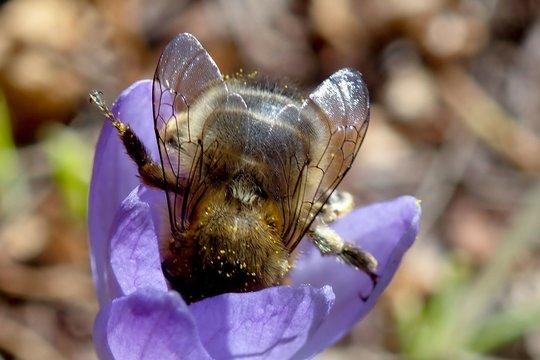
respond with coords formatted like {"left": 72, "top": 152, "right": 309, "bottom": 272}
{"left": 318, "top": 190, "right": 355, "bottom": 224}
{"left": 307, "top": 223, "right": 379, "bottom": 298}
{"left": 90, "top": 91, "right": 180, "bottom": 192}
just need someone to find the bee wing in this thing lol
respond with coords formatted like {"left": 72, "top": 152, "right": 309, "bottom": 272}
{"left": 152, "top": 33, "right": 226, "bottom": 232}
{"left": 178, "top": 92, "right": 249, "bottom": 225}
{"left": 153, "top": 33, "right": 224, "bottom": 115}
{"left": 283, "top": 68, "right": 370, "bottom": 250}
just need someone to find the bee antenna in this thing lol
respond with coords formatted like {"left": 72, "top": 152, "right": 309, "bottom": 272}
{"left": 89, "top": 90, "right": 127, "bottom": 133}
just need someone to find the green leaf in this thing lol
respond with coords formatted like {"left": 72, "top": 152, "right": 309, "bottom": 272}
{"left": 42, "top": 124, "right": 93, "bottom": 221}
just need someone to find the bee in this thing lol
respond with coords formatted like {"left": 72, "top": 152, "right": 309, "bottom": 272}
{"left": 91, "top": 33, "right": 377, "bottom": 304}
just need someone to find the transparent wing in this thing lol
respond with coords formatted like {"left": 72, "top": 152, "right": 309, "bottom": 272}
{"left": 283, "top": 68, "right": 370, "bottom": 250}
{"left": 152, "top": 33, "right": 226, "bottom": 234}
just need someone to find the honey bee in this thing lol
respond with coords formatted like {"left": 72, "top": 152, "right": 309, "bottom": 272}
{"left": 91, "top": 33, "right": 377, "bottom": 304}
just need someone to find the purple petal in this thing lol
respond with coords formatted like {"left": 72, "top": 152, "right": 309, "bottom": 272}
{"left": 190, "top": 285, "right": 335, "bottom": 360}
{"left": 101, "top": 186, "right": 419, "bottom": 358}
{"left": 89, "top": 76, "right": 421, "bottom": 360}
{"left": 89, "top": 80, "right": 155, "bottom": 305}
{"left": 290, "top": 195, "right": 421, "bottom": 359}
{"left": 94, "top": 288, "right": 212, "bottom": 360}
{"left": 108, "top": 186, "right": 168, "bottom": 300}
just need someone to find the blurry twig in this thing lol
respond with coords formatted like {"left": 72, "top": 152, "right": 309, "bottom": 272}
{"left": 433, "top": 66, "right": 540, "bottom": 352}
{"left": 414, "top": 118, "right": 478, "bottom": 237}
{"left": 0, "top": 310, "right": 69, "bottom": 360}
{"left": 437, "top": 66, "right": 540, "bottom": 172}
{"left": 410, "top": 179, "right": 540, "bottom": 356}
{"left": 408, "top": 65, "right": 540, "bottom": 358}
{"left": 457, "top": 179, "right": 540, "bottom": 346}
{"left": 0, "top": 255, "right": 97, "bottom": 313}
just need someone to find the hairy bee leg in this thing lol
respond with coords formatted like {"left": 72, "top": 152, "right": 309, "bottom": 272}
{"left": 307, "top": 223, "right": 379, "bottom": 289}
{"left": 312, "top": 190, "right": 378, "bottom": 284}
{"left": 318, "top": 190, "right": 355, "bottom": 224}
{"left": 90, "top": 91, "right": 180, "bottom": 192}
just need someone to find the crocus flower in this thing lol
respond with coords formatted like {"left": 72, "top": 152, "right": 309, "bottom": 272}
{"left": 88, "top": 80, "right": 421, "bottom": 360}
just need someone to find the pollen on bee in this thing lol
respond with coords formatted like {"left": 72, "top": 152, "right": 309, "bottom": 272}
{"left": 137, "top": 33, "right": 370, "bottom": 303}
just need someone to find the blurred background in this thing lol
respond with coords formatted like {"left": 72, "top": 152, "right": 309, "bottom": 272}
{"left": 0, "top": 0, "right": 539, "bottom": 359}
